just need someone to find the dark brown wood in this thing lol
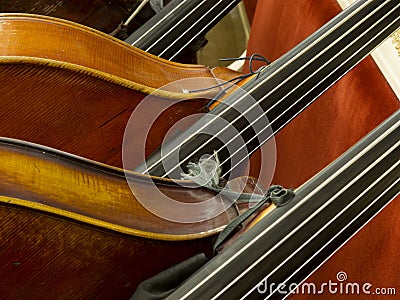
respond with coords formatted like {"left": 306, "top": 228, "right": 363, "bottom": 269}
{"left": 0, "top": 204, "right": 213, "bottom": 299}
{"left": 0, "top": 0, "right": 138, "bottom": 33}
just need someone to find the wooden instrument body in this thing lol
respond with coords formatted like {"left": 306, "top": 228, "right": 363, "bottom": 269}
{"left": 1, "top": 2, "right": 398, "bottom": 297}
{"left": 0, "top": 137, "right": 244, "bottom": 299}
{"left": 0, "top": 13, "right": 251, "bottom": 298}
{"left": 247, "top": 0, "right": 400, "bottom": 296}
{"left": 0, "top": 13, "right": 242, "bottom": 168}
{"left": 0, "top": 202, "right": 213, "bottom": 299}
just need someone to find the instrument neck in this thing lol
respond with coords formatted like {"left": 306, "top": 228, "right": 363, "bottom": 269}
{"left": 125, "top": 0, "right": 241, "bottom": 60}
{"left": 166, "top": 108, "right": 400, "bottom": 299}
{"left": 139, "top": 0, "right": 400, "bottom": 179}
{"left": 240, "top": 0, "right": 399, "bottom": 125}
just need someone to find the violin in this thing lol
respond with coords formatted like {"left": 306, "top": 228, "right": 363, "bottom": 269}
{"left": 0, "top": 13, "right": 243, "bottom": 169}
{"left": 0, "top": 13, "right": 245, "bottom": 299}
{"left": 0, "top": 0, "right": 398, "bottom": 298}
{"left": 0, "top": 136, "right": 241, "bottom": 299}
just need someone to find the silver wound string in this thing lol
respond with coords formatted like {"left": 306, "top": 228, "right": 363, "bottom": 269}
{"left": 157, "top": 0, "right": 395, "bottom": 178}
{"left": 140, "top": 0, "right": 375, "bottom": 176}
{"left": 130, "top": 0, "right": 189, "bottom": 44}
{"left": 219, "top": 5, "right": 400, "bottom": 178}
{"left": 176, "top": 116, "right": 399, "bottom": 299}
{"left": 165, "top": 0, "right": 241, "bottom": 60}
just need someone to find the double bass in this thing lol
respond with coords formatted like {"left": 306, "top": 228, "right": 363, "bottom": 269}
{"left": 159, "top": 108, "right": 399, "bottom": 299}
{"left": 245, "top": 0, "right": 400, "bottom": 297}
{"left": 0, "top": 0, "right": 398, "bottom": 298}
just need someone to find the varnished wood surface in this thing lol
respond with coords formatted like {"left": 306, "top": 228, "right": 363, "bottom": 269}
{"left": 0, "top": 14, "right": 249, "bottom": 298}
{"left": 0, "top": 138, "right": 239, "bottom": 238}
{"left": 0, "top": 203, "right": 215, "bottom": 299}
{"left": 0, "top": 137, "right": 260, "bottom": 298}
{"left": 0, "top": 13, "right": 243, "bottom": 168}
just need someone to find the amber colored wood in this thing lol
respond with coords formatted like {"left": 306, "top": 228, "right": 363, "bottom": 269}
{"left": 0, "top": 1, "right": 200, "bottom": 64}
{"left": 0, "top": 138, "right": 239, "bottom": 238}
{"left": 0, "top": 14, "right": 251, "bottom": 297}
{"left": 0, "top": 13, "right": 242, "bottom": 168}
{"left": 0, "top": 137, "right": 247, "bottom": 298}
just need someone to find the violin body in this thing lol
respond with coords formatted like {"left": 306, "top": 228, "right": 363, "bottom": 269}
{"left": 1, "top": 2, "right": 398, "bottom": 298}
{"left": 247, "top": 0, "right": 400, "bottom": 296}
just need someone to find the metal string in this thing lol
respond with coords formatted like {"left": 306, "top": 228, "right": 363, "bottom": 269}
{"left": 160, "top": 0, "right": 240, "bottom": 60}
{"left": 144, "top": 0, "right": 373, "bottom": 176}
{"left": 262, "top": 171, "right": 399, "bottom": 299}
{"left": 218, "top": 4, "right": 400, "bottom": 179}
{"left": 149, "top": 0, "right": 394, "bottom": 178}
{"left": 226, "top": 140, "right": 400, "bottom": 299}
{"left": 176, "top": 114, "right": 399, "bottom": 300}
{"left": 128, "top": 0, "right": 189, "bottom": 45}
{"left": 124, "top": 0, "right": 151, "bottom": 27}
{"left": 144, "top": 0, "right": 206, "bottom": 53}
{"left": 129, "top": 0, "right": 239, "bottom": 60}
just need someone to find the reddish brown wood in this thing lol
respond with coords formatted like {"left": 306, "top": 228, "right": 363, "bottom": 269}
{"left": 0, "top": 13, "right": 242, "bottom": 168}
{"left": 0, "top": 204, "right": 213, "bottom": 299}
{"left": 0, "top": 13, "right": 247, "bottom": 298}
